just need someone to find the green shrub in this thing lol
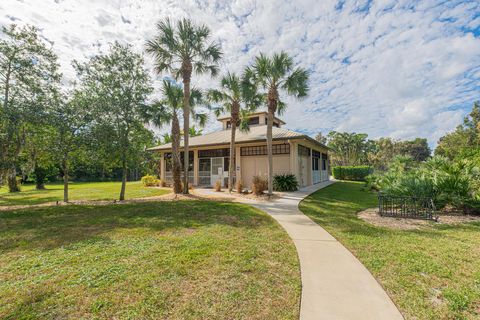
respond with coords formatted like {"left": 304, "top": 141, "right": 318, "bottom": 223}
{"left": 141, "top": 175, "right": 160, "bottom": 187}
{"left": 332, "top": 166, "right": 373, "bottom": 181}
{"left": 273, "top": 174, "right": 299, "bottom": 191}
{"left": 373, "top": 156, "right": 480, "bottom": 213}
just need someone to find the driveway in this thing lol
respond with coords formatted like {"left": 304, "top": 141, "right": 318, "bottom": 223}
{"left": 195, "top": 181, "right": 403, "bottom": 319}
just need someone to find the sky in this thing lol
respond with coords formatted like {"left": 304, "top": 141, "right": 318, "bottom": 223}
{"left": 1, "top": 0, "right": 479, "bottom": 147}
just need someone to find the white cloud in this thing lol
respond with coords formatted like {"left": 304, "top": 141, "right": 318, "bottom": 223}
{"left": 1, "top": 0, "right": 479, "bottom": 147}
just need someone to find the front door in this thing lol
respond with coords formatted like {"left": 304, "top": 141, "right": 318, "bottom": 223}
{"left": 211, "top": 157, "right": 224, "bottom": 186}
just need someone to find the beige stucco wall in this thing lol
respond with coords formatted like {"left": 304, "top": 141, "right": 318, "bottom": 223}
{"left": 240, "top": 154, "right": 291, "bottom": 188}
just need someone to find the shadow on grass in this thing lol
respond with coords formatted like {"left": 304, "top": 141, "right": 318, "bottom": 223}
{"left": 0, "top": 201, "right": 272, "bottom": 253}
{"left": 0, "top": 195, "right": 62, "bottom": 207}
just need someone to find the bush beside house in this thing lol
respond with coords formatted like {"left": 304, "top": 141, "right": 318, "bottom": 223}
{"left": 141, "top": 175, "right": 161, "bottom": 187}
{"left": 252, "top": 176, "right": 268, "bottom": 195}
{"left": 273, "top": 174, "right": 299, "bottom": 191}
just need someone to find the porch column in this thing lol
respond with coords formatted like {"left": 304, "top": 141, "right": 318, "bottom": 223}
{"left": 235, "top": 146, "right": 241, "bottom": 185}
{"left": 289, "top": 140, "right": 299, "bottom": 181}
{"left": 160, "top": 152, "right": 165, "bottom": 182}
{"left": 326, "top": 152, "right": 330, "bottom": 181}
{"left": 193, "top": 149, "right": 199, "bottom": 186}
{"left": 309, "top": 148, "right": 313, "bottom": 186}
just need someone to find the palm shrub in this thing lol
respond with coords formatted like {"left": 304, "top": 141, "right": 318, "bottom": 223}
{"left": 374, "top": 155, "right": 478, "bottom": 212}
{"left": 273, "top": 174, "right": 299, "bottom": 191}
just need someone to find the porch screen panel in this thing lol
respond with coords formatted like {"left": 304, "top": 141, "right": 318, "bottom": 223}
{"left": 198, "top": 158, "right": 211, "bottom": 185}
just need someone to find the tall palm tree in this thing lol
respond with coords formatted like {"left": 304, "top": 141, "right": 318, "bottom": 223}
{"left": 247, "top": 52, "right": 309, "bottom": 195}
{"left": 143, "top": 80, "right": 206, "bottom": 194}
{"left": 146, "top": 18, "right": 222, "bottom": 194}
{"left": 207, "top": 72, "right": 262, "bottom": 192}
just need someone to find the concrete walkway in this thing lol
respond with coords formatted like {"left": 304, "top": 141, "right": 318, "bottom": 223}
{"left": 196, "top": 182, "right": 404, "bottom": 320}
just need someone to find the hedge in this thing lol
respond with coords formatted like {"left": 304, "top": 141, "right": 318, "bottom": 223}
{"left": 332, "top": 166, "right": 373, "bottom": 181}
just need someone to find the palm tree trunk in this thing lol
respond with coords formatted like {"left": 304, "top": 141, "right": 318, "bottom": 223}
{"left": 228, "top": 104, "right": 239, "bottom": 193}
{"left": 266, "top": 111, "right": 274, "bottom": 195}
{"left": 171, "top": 114, "right": 182, "bottom": 194}
{"left": 266, "top": 87, "right": 278, "bottom": 196}
{"left": 182, "top": 62, "right": 192, "bottom": 194}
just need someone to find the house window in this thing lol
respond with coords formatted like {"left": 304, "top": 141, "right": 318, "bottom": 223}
{"left": 312, "top": 157, "right": 319, "bottom": 171}
{"left": 322, "top": 153, "right": 328, "bottom": 170}
{"left": 240, "top": 143, "right": 290, "bottom": 156}
{"left": 248, "top": 117, "right": 259, "bottom": 125}
{"left": 298, "top": 145, "right": 311, "bottom": 157}
{"left": 164, "top": 151, "right": 194, "bottom": 171}
{"left": 224, "top": 157, "right": 231, "bottom": 171}
{"left": 227, "top": 117, "right": 260, "bottom": 129}
{"left": 198, "top": 148, "right": 230, "bottom": 158}
{"left": 264, "top": 118, "right": 280, "bottom": 127}
{"left": 312, "top": 150, "right": 321, "bottom": 171}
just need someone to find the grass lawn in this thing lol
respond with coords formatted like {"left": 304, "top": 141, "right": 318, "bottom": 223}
{"left": 300, "top": 181, "right": 480, "bottom": 320}
{"left": 0, "top": 201, "right": 300, "bottom": 319}
{"left": 0, "top": 181, "right": 170, "bottom": 206}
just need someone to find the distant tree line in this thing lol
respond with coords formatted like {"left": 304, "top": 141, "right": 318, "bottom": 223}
{"left": 315, "top": 131, "right": 431, "bottom": 170}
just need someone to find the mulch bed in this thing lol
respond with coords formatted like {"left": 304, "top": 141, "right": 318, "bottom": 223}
{"left": 358, "top": 208, "right": 480, "bottom": 230}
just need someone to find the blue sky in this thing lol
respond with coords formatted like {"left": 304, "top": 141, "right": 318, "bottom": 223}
{"left": 1, "top": 0, "right": 479, "bottom": 147}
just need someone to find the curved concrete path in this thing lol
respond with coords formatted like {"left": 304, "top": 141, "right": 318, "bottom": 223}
{"left": 247, "top": 181, "right": 404, "bottom": 320}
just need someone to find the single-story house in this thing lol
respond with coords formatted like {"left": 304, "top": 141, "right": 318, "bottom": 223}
{"left": 149, "top": 111, "right": 330, "bottom": 188}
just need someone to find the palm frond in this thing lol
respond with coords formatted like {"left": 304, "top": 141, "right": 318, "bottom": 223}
{"left": 276, "top": 100, "right": 287, "bottom": 115}
{"left": 238, "top": 109, "right": 251, "bottom": 133}
{"left": 283, "top": 67, "right": 309, "bottom": 98}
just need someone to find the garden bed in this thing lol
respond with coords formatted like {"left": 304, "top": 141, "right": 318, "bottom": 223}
{"left": 358, "top": 208, "right": 480, "bottom": 230}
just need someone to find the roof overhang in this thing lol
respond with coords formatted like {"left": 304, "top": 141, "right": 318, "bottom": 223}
{"left": 147, "top": 135, "right": 330, "bottom": 152}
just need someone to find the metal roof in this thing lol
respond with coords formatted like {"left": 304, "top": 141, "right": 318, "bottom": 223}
{"left": 216, "top": 111, "right": 286, "bottom": 124}
{"left": 148, "top": 125, "right": 329, "bottom": 151}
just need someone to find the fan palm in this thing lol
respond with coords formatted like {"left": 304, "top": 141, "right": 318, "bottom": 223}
{"left": 146, "top": 18, "right": 222, "bottom": 194}
{"left": 143, "top": 80, "right": 206, "bottom": 193}
{"left": 246, "top": 52, "right": 309, "bottom": 195}
{"left": 207, "top": 72, "right": 262, "bottom": 192}
{"left": 187, "top": 127, "right": 203, "bottom": 137}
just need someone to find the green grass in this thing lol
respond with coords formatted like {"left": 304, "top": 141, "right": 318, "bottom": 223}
{"left": 0, "top": 181, "right": 170, "bottom": 206}
{"left": 0, "top": 201, "right": 300, "bottom": 319}
{"left": 300, "top": 181, "right": 480, "bottom": 320}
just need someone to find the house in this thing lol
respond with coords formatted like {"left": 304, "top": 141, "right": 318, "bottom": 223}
{"left": 149, "top": 111, "right": 330, "bottom": 188}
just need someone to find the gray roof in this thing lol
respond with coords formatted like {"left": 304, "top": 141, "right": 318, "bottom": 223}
{"left": 148, "top": 125, "right": 329, "bottom": 151}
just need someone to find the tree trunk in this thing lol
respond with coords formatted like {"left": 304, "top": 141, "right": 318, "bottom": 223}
{"left": 63, "top": 159, "right": 69, "bottom": 203}
{"left": 171, "top": 114, "right": 182, "bottom": 194}
{"left": 182, "top": 61, "right": 192, "bottom": 194}
{"left": 266, "top": 87, "right": 278, "bottom": 196}
{"left": 119, "top": 156, "right": 127, "bottom": 201}
{"left": 7, "top": 166, "right": 20, "bottom": 192}
{"left": 266, "top": 111, "right": 274, "bottom": 196}
{"left": 228, "top": 102, "right": 240, "bottom": 193}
